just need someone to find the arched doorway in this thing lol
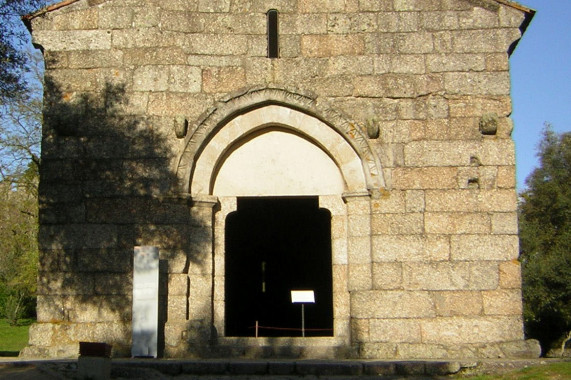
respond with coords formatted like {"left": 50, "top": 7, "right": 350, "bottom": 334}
{"left": 225, "top": 197, "right": 333, "bottom": 337}
{"left": 177, "top": 91, "right": 385, "bottom": 349}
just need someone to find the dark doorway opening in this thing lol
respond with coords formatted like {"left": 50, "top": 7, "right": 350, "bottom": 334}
{"left": 225, "top": 197, "right": 333, "bottom": 337}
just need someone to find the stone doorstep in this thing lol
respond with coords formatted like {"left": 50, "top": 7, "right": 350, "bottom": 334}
{"left": 2, "top": 359, "right": 566, "bottom": 378}
{"left": 104, "top": 359, "right": 491, "bottom": 377}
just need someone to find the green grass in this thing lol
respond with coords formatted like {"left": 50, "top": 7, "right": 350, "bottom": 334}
{"left": 465, "top": 361, "right": 571, "bottom": 380}
{"left": 0, "top": 318, "right": 33, "bottom": 356}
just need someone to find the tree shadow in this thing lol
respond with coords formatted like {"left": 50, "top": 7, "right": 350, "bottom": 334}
{"left": 35, "top": 77, "right": 212, "bottom": 356}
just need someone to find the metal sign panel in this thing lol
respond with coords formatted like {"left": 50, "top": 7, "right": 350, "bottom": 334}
{"left": 291, "top": 290, "right": 315, "bottom": 303}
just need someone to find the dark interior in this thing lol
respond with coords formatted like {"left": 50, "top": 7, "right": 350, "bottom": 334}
{"left": 225, "top": 197, "right": 333, "bottom": 337}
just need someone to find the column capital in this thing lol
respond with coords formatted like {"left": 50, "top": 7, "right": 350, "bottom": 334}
{"left": 191, "top": 195, "right": 219, "bottom": 208}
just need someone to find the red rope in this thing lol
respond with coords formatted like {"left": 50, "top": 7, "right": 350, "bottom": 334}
{"left": 248, "top": 325, "right": 333, "bottom": 332}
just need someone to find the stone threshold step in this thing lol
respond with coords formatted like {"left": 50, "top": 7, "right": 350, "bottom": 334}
{"left": 109, "top": 359, "right": 476, "bottom": 378}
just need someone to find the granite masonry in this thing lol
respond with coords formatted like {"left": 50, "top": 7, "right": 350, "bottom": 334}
{"left": 22, "top": 0, "right": 540, "bottom": 359}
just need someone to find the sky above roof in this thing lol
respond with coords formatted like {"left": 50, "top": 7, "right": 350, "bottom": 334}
{"left": 510, "top": 0, "right": 571, "bottom": 190}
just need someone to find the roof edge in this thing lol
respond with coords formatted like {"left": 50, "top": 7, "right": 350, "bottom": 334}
{"left": 22, "top": 0, "right": 80, "bottom": 27}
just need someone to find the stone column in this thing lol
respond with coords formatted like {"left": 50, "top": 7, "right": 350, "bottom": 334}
{"left": 343, "top": 192, "right": 373, "bottom": 347}
{"left": 164, "top": 195, "right": 218, "bottom": 357}
{"left": 187, "top": 195, "right": 218, "bottom": 348}
{"left": 343, "top": 192, "right": 372, "bottom": 291}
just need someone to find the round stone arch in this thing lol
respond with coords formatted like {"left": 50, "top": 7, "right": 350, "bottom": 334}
{"left": 174, "top": 87, "right": 385, "bottom": 197}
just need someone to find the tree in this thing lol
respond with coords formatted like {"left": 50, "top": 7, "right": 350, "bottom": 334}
{"left": 519, "top": 124, "right": 571, "bottom": 355}
{"left": 0, "top": 164, "right": 39, "bottom": 324}
{"left": 0, "top": 49, "right": 42, "bottom": 192}
{"left": 0, "top": 0, "right": 48, "bottom": 102}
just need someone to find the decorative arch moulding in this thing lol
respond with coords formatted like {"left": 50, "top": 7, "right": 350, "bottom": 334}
{"left": 174, "top": 87, "right": 386, "bottom": 199}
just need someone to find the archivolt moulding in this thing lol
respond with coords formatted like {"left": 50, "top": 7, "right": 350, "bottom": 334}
{"left": 174, "top": 86, "right": 385, "bottom": 197}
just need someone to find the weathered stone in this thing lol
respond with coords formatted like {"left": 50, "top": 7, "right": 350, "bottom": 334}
{"left": 372, "top": 262, "right": 403, "bottom": 290}
{"left": 27, "top": 0, "right": 531, "bottom": 360}
{"left": 369, "top": 319, "right": 422, "bottom": 343}
{"left": 351, "top": 290, "right": 436, "bottom": 318}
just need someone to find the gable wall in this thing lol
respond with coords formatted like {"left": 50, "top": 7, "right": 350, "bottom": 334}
{"left": 24, "top": 0, "right": 537, "bottom": 359}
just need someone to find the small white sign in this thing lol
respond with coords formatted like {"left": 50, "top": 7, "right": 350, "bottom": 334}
{"left": 291, "top": 290, "right": 315, "bottom": 303}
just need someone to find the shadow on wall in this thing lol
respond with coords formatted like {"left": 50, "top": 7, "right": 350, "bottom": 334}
{"left": 36, "top": 78, "right": 212, "bottom": 355}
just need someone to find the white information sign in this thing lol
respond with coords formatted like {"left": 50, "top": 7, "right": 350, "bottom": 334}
{"left": 132, "top": 246, "right": 159, "bottom": 358}
{"left": 291, "top": 290, "right": 315, "bottom": 304}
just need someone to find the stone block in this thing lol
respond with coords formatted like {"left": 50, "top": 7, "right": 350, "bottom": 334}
{"left": 403, "top": 262, "right": 498, "bottom": 290}
{"left": 450, "top": 234, "right": 519, "bottom": 261}
{"left": 421, "top": 316, "right": 523, "bottom": 344}
{"left": 347, "top": 236, "right": 371, "bottom": 264}
{"left": 452, "top": 29, "right": 521, "bottom": 54}
{"left": 67, "top": 49, "right": 123, "bottom": 69}
{"left": 499, "top": 6, "right": 527, "bottom": 27}
{"left": 371, "top": 213, "right": 424, "bottom": 235}
{"left": 133, "top": 65, "right": 169, "bottom": 91}
{"left": 148, "top": 92, "right": 211, "bottom": 118}
{"left": 377, "top": 12, "right": 420, "bottom": 33}
{"left": 354, "top": 74, "right": 418, "bottom": 98}
{"left": 426, "top": 53, "right": 485, "bottom": 72}
{"left": 396, "top": 32, "right": 434, "bottom": 54}
{"left": 53, "top": 8, "right": 98, "bottom": 30}
{"left": 359, "top": 343, "right": 397, "bottom": 359}
{"left": 432, "top": 291, "right": 483, "bottom": 316}
{"left": 358, "top": 0, "right": 393, "bottom": 11}
{"left": 392, "top": 167, "right": 457, "bottom": 190}
{"left": 491, "top": 212, "right": 518, "bottom": 234}
{"left": 299, "top": 0, "right": 346, "bottom": 13}
{"left": 348, "top": 263, "right": 372, "bottom": 291}
{"left": 168, "top": 274, "right": 189, "bottom": 296}
{"left": 499, "top": 260, "right": 522, "bottom": 289}
{"left": 327, "top": 56, "right": 374, "bottom": 76}
{"left": 444, "top": 72, "right": 510, "bottom": 95}
{"left": 28, "top": 323, "right": 56, "bottom": 346}
{"left": 497, "top": 165, "right": 516, "bottom": 188}
{"left": 131, "top": 6, "right": 160, "bottom": 28}
{"left": 425, "top": 189, "right": 517, "bottom": 212}
{"left": 124, "top": 47, "right": 187, "bottom": 65}
{"left": 202, "top": 67, "right": 247, "bottom": 93}
{"left": 34, "top": 30, "right": 110, "bottom": 51}
{"left": 486, "top": 52, "right": 509, "bottom": 71}
{"left": 499, "top": 339, "right": 541, "bottom": 358}
{"left": 327, "top": 13, "right": 378, "bottom": 33}
{"left": 372, "top": 235, "right": 449, "bottom": 262}
{"left": 98, "top": 7, "right": 133, "bottom": 29}
{"left": 281, "top": 14, "right": 327, "bottom": 35}
{"left": 301, "top": 34, "right": 365, "bottom": 57}
{"left": 372, "top": 262, "right": 402, "bottom": 290}
{"left": 405, "top": 190, "right": 425, "bottom": 212}
{"left": 425, "top": 212, "right": 490, "bottom": 234}
{"left": 482, "top": 289, "right": 523, "bottom": 315}
{"left": 182, "top": 34, "right": 248, "bottom": 55}
{"left": 347, "top": 214, "right": 371, "bottom": 236}
{"left": 369, "top": 319, "right": 422, "bottom": 343}
{"left": 351, "top": 290, "right": 435, "bottom": 318}
{"left": 351, "top": 317, "right": 370, "bottom": 342}
{"left": 421, "top": 11, "right": 460, "bottom": 30}
{"left": 448, "top": 96, "right": 512, "bottom": 118}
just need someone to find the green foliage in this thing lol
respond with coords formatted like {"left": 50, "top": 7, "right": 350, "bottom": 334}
{"left": 466, "top": 361, "right": 571, "bottom": 380}
{"left": 0, "top": 318, "right": 33, "bottom": 356}
{"left": 519, "top": 125, "right": 571, "bottom": 354}
{"left": 0, "top": 0, "right": 48, "bottom": 102}
{"left": 0, "top": 165, "right": 38, "bottom": 323}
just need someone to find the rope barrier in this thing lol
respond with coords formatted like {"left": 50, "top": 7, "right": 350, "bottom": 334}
{"left": 248, "top": 323, "right": 333, "bottom": 337}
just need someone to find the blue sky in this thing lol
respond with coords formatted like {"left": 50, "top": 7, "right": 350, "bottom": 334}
{"left": 510, "top": 0, "right": 571, "bottom": 190}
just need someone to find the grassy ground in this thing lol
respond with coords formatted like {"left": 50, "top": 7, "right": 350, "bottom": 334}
{"left": 465, "top": 361, "right": 571, "bottom": 379}
{"left": 0, "top": 318, "right": 33, "bottom": 356}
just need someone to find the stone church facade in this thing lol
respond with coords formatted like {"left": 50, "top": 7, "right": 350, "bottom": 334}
{"left": 23, "top": 0, "right": 537, "bottom": 359}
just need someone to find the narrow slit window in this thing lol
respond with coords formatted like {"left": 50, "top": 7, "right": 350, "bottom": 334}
{"left": 267, "top": 9, "right": 279, "bottom": 58}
